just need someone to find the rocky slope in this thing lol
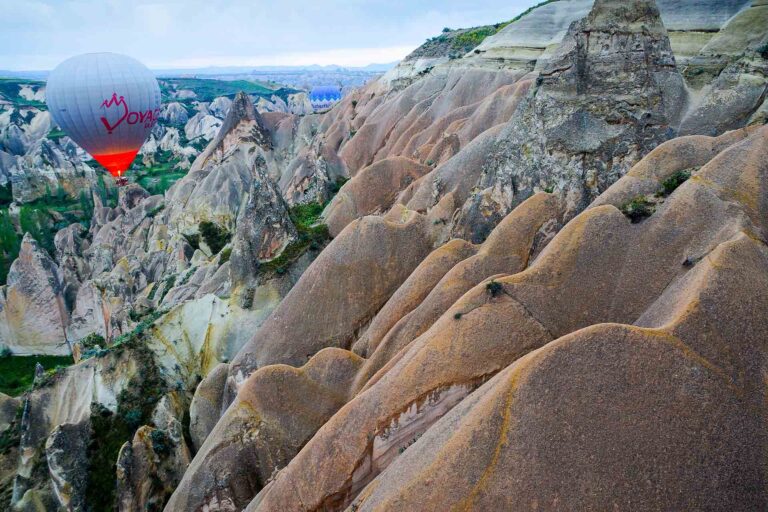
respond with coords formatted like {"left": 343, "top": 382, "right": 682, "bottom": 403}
{"left": 1, "top": 0, "right": 767, "bottom": 510}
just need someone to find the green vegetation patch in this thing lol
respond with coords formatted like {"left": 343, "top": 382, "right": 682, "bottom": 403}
{"left": 486, "top": 280, "right": 504, "bottom": 297}
{"left": 451, "top": 26, "right": 499, "bottom": 51}
{"left": 199, "top": 220, "right": 231, "bottom": 255}
{"left": 219, "top": 246, "right": 232, "bottom": 265}
{"left": 46, "top": 128, "right": 67, "bottom": 141}
{"left": 259, "top": 202, "right": 330, "bottom": 275}
{"left": 158, "top": 77, "right": 297, "bottom": 103}
{"left": 0, "top": 78, "right": 46, "bottom": 107}
{"left": 84, "top": 314, "right": 169, "bottom": 511}
{"left": 414, "top": 1, "right": 561, "bottom": 60}
{"left": 0, "top": 353, "right": 74, "bottom": 396}
{"left": 620, "top": 196, "right": 656, "bottom": 223}
{"left": 758, "top": 42, "right": 768, "bottom": 60}
{"left": 0, "top": 175, "right": 115, "bottom": 285}
{"left": 657, "top": 169, "right": 693, "bottom": 197}
{"left": 133, "top": 149, "right": 188, "bottom": 196}
{"left": 0, "top": 185, "right": 12, "bottom": 207}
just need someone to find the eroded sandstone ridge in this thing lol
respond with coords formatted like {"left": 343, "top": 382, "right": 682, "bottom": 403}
{"left": 1, "top": 0, "right": 767, "bottom": 510}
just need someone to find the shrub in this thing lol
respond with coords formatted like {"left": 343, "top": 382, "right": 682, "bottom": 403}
{"left": 199, "top": 221, "right": 231, "bottom": 255}
{"left": 486, "top": 280, "right": 503, "bottom": 297}
{"left": 80, "top": 333, "right": 105, "bottom": 350}
{"left": 219, "top": 246, "right": 232, "bottom": 264}
{"left": 657, "top": 169, "right": 692, "bottom": 197}
{"left": 290, "top": 202, "right": 324, "bottom": 230}
{"left": 150, "top": 429, "right": 173, "bottom": 456}
{"left": 183, "top": 232, "right": 201, "bottom": 251}
{"left": 329, "top": 177, "right": 349, "bottom": 195}
{"left": 758, "top": 42, "right": 768, "bottom": 59}
{"left": 620, "top": 197, "right": 655, "bottom": 223}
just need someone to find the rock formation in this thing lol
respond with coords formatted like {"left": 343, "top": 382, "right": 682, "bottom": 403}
{"left": 1, "top": 0, "right": 767, "bottom": 510}
{"left": 230, "top": 165, "right": 297, "bottom": 289}
{"left": 252, "top": 123, "right": 768, "bottom": 512}
{"left": 0, "top": 234, "right": 69, "bottom": 355}
{"left": 455, "top": 0, "right": 686, "bottom": 237}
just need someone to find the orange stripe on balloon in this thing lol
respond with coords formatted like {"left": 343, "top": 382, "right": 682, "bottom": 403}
{"left": 92, "top": 150, "right": 139, "bottom": 177}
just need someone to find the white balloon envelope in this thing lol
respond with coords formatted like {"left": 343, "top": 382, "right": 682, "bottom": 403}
{"left": 46, "top": 52, "right": 161, "bottom": 178}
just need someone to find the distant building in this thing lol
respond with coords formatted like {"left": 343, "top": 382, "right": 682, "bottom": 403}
{"left": 309, "top": 86, "right": 342, "bottom": 111}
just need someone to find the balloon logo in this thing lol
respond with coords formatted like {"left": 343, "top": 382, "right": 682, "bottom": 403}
{"left": 46, "top": 53, "right": 161, "bottom": 180}
{"left": 100, "top": 93, "right": 129, "bottom": 134}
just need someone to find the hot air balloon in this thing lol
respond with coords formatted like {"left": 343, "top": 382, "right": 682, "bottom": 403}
{"left": 309, "top": 86, "right": 341, "bottom": 112}
{"left": 46, "top": 53, "right": 161, "bottom": 185}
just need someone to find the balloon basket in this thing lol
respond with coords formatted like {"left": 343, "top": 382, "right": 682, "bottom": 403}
{"left": 116, "top": 176, "right": 128, "bottom": 187}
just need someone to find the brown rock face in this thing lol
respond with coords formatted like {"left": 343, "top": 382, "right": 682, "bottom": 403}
{"left": 229, "top": 206, "right": 434, "bottom": 383}
{"left": 249, "top": 126, "right": 768, "bottom": 511}
{"left": 188, "top": 362, "right": 229, "bottom": 451}
{"left": 323, "top": 157, "right": 431, "bottom": 237}
{"left": 352, "top": 192, "right": 563, "bottom": 393}
{"left": 166, "top": 348, "right": 362, "bottom": 512}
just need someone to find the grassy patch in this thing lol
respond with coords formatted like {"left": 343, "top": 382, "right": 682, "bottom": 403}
{"left": 657, "top": 169, "right": 692, "bottom": 197}
{"left": 199, "top": 221, "right": 231, "bottom": 255}
{"left": 259, "top": 202, "right": 330, "bottom": 275}
{"left": 620, "top": 197, "right": 656, "bottom": 223}
{"left": 46, "top": 128, "right": 67, "bottom": 141}
{"left": 219, "top": 246, "right": 232, "bottom": 265}
{"left": 132, "top": 149, "right": 187, "bottom": 195}
{"left": 290, "top": 202, "right": 324, "bottom": 230}
{"left": 0, "top": 354, "right": 74, "bottom": 396}
{"left": 451, "top": 26, "right": 498, "bottom": 51}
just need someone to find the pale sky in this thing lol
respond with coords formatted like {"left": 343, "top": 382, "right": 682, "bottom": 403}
{"left": 0, "top": 0, "right": 541, "bottom": 70}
